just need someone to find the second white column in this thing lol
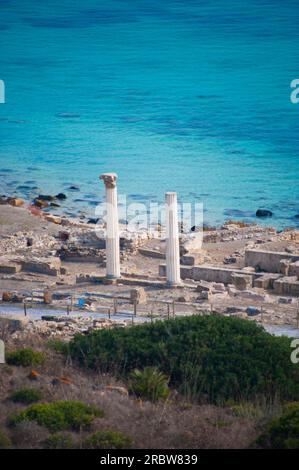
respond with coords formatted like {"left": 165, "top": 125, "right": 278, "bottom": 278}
{"left": 165, "top": 192, "right": 181, "bottom": 286}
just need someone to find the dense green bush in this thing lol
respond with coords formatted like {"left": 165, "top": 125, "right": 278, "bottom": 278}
{"left": 0, "top": 429, "right": 12, "bottom": 449}
{"left": 83, "top": 431, "right": 133, "bottom": 449}
{"left": 69, "top": 315, "right": 299, "bottom": 404}
{"left": 129, "top": 367, "right": 170, "bottom": 402}
{"left": 9, "top": 401, "right": 104, "bottom": 432}
{"left": 6, "top": 348, "right": 45, "bottom": 367}
{"left": 10, "top": 388, "right": 42, "bottom": 404}
{"left": 257, "top": 402, "right": 299, "bottom": 448}
{"left": 41, "top": 433, "right": 74, "bottom": 449}
{"left": 46, "top": 339, "right": 69, "bottom": 354}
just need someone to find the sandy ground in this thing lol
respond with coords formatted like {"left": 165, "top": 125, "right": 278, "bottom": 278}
{"left": 0, "top": 205, "right": 61, "bottom": 236}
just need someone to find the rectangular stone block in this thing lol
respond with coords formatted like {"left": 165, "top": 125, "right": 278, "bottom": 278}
{"left": 192, "top": 265, "right": 253, "bottom": 285}
{"left": 21, "top": 258, "right": 61, "bottom": 276}
{"left": 253, "top": 274, "right": 281, "bottom": 289}
{"left": 290, "top": 283, "right": 299, "bottom": 296}
{"left": 196, "top": 281, "right": 212, "bottom": 293}
{"left": 138, "top": 248, "right": 165, "bottom": 259}
{"left": 76, "top": 273, "right": 105, "bottom": 284}
{"left": 130, "top": 287, "right": 147, "bottom": 304}
{"left": 0, "top": 263, "right": 21, "bottom": 274}
{"left": 245, "top": 249, "right": 299, "bottom": 273}
{"left": 158, "top": 264, "right": 192, "bottom": 280}
{"left": 197, "top": 290, "right": 211, "bottom": 301}
{"left": 280, "top": 259, "right": 291, "bottom": 275}
{"left": 273, "top": 276, "right": 299, "bottom": 296}
{"left": 180, "top": 266, "right": 193, "bottom": 280}
{"left": 181, "top": 254, "right": 205, "bottom": 266}
{"left": 231, "top": 273, "right": 252, "bottom": 291}
{"left": 290, "top": 261, "right": 299, "bottom": 280}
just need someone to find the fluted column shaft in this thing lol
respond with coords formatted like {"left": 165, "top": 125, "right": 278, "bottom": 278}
{"left": 165, "top": 192, "right": 181, "bottom": 286}
{"left": 100, "top": 173, "right": 120, "bottom": 279}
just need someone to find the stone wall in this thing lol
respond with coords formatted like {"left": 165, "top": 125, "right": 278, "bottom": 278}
{"left": 245, "top": 249, "right": 299, "bottom": 273}
{"left": 21, "top": 258, "right": 61, "bottom": 276}
{"left": 192, "top": 265, "right": 256, "bottom": 284}
{"left": 273, "top": 277, "right": 299, "bottom": 296}
{"left": 159, "top": 263, "right": 258, "bottom": 285}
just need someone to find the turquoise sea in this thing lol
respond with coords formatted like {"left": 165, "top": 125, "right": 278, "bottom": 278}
{"left": 0, "top": 0, "right": 299, "bottom": 227}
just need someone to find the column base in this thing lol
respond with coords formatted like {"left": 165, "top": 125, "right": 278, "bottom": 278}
{"left": 104, "top": 275, "right": 120, "bottom": 285}
{"left": 166, "top": 281, "right": 182, "bottom": 288}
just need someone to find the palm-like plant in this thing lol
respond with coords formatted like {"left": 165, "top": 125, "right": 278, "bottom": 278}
{"left": 129, "top": 367, "right": 170, "bottom": 402}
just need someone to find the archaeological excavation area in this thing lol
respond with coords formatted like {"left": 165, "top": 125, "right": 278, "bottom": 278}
{"left": 0, "top": 173, "right": 299, "bottom": 340}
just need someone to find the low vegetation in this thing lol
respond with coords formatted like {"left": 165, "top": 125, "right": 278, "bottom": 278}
{"left": 10, "top": 388, "right": 43, "bottom": 405}
{"left": 82, "top": 431, "right": 133, "bottom": 449}
{"left": 1, "top": 315, "right": 297, "bottom": 448}
{"left": 9, "top": 401, "right": 104, "bottom": 432}
{"left": 129, "top": 367, "right": 170, "bottom": 402}
{"left": 69, "top": 315, "right": 299, "bottom": 404}
{"left": 230, "top": 402, "right": 266, "bottom": 421}
{"left": 46, "top": 339, "right": 69, "bottom": 354}
{"left": 257, "top": 402, "right": 299, "bottom": 449}
{"left": 41, "top": 433, "right": 74, "bottom": 449}
{"left": 0, "top": 429, "right": 11, "bottom": 449}
{"left": 6, "top": 348, "right": 45, "bottom": 367}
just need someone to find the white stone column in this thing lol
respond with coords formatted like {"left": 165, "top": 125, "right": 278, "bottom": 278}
{"left": 165, "top": 192, "right": 181, "bottom": 286}
{"left": 100, "top": 173, "right": 121, "bottom": 279}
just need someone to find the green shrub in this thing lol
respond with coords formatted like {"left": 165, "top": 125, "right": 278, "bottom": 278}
{"left": 69, "top": 315, "right": 299, "bottom": 404}
{"left": 9, "top": 400, "right": 104, "bottom": 432}
{"left": 231, "top": 402, "right": 264, "bottom": 420}
{"left": 257, "top": 402, "right": 299, "bottom": 449}
{"left": 41, "top": 433, "right": 74, "bottom": 449}
{"left": 47, "top": 339, "right": 69, "bottom": 354}
{"left": 0, "top": 429, "right": 12, "bottom": 449}
{"left": 129, "top": 367, "right": 169, "bottom": 402}
{"left": 10, "top": 388, "right": 42, "bottom": 404}
{"left": 6, "top": 348, "right": 45, "bottom": 367}
{"left": 83, "top": 431, "right": 133, "bottom": 449}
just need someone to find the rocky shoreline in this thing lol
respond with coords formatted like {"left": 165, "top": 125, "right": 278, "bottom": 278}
{"left": 1, "top": 183, "right": 299, "bottom": 229}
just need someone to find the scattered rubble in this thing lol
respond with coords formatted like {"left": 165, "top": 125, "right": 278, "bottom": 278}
{"left": 6, "top": 315, "right": 132, "bottom": 341}
{"left": 0, "top": 204, "right": 299, "bottom": 332}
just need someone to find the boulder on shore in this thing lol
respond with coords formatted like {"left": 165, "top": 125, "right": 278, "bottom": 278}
{"left": 6, "top": 197, "right": 24, "bottom": 207}
{"left": 37, "top": 194, "right": 56, "bottom": 202}
{"left": 33, "top": 198, "right": 49, "bottom": 209}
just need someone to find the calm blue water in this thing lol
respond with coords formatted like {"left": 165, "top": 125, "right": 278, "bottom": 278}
{"left": 0, "top": 0, "right": 299, "bottom": 227}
